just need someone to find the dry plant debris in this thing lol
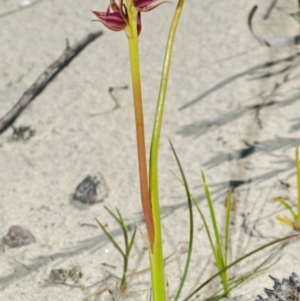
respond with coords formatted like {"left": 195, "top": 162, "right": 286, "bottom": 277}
{"left": 49, "top": 266, "right": 83, "bottom": 285}
{"left": 10, "top": 125, "right": 35, "bottom": 141}
{"left": 1, "top": 225, "right": 35, "bottom": 248}
{"left": 256, "top": 273, "right": 300, "bottom": 301}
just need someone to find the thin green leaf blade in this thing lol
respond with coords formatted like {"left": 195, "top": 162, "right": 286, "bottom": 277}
{"left": 169, "top": 141, "right": 194, "bottom": 301}
{"left": 95, "top": 218, "right": 125, "bottom": 257}
{"left": 182, "top": 234, "right": 299, "bottom": 301}
{"left": 201, "top": 171, "right": 227, "bottom": 291}
{"left": 105, "top": 206, "right": 123, "bottom": 228}
{"left": 224, "top": 189, "right": 232, "bottom": 269}
{"left": 116, "top": 208, "right": 126, "bottom": 229}
{"left": 191, "top": 193, "right": 219, "bottom": 266}
{"left": 128, "top": 227, "right": 137, "bottom": 255}
{"left": 274, "top": 197, "right": 297, "bottom": 220}
{"left": 201, "top": 172, "right": 223, "bottom": 256}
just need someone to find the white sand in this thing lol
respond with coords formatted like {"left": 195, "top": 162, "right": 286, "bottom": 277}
{"left": 0, "top": 0, "right": 300, "bottom": 300}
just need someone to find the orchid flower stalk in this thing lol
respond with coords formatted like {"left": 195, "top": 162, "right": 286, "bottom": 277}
{"left": 92, "top": 0, "right": 185, "bottom": 299}
{"left": 93, "top": 0, "right": 154, "bottom": 247}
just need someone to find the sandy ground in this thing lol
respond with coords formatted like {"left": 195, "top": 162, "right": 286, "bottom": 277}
{"left": 0, "top": 0, "right": 300, "bottom": 300}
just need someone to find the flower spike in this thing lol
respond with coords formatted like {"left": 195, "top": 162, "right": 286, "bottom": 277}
{"left": 92, "top": 0, "right": 144, "bottom": 34}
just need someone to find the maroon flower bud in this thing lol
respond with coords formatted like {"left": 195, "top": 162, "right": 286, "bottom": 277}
{"left": 92, "top": 6, "right": 127, "bottom": 32}
{"left": 92, "top": 0, "right": 166, "bottom": 34}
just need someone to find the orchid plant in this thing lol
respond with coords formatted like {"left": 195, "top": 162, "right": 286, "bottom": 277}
{"left": 91, "top": 1, "right": 300, "bottom": 300}
{"left": 92, "top": 0, "right": 185, "bottom": 300}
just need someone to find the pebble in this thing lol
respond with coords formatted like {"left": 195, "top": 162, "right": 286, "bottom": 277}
{"left": 72, "top": 174, "right": 109, "bottom": 204}
{"left": 2, "top": 225, "right": 35, "bottom": 248}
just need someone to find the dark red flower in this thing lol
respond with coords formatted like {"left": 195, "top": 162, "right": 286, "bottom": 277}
{"left": 92, "top": 6, "right": 127, "bottom": 32}
{"left": 92, "top": 0, "right": 165, "bottom": 34}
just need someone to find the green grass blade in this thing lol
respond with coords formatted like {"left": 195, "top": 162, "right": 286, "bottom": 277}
{"left": 105, "top": 206, "right": 129, "bottom": 253}
{"left": 296, "top": 148, "right": 300, "bottom": 226}
{"left": 224, "top": 189, "right": 232, "bottom": 268}
{"left": 201, "top": 172, "right": 223, "bottom": 259}
{"left": 208, "top": 248, "right": 278, "bottom": 301}
{"left": 276, "top": 216, "right": 294, "bottom": 227}
{"left": 105, "top": 206, "right": 123, "bottom": 228}
{"left": 95, "top": 218, "right": 125, "bottom": 257}
{"left": 190, "top": 193, "right": 218, "bottom": 267}
{"left": 120, "top": 225, "right": 137, "bottom": 291}
{"left": 103, "top": 208, "right": 134, "bottom": 291}
{"left": 169, "top": 141, "right": 194, "bottom": 301}
{"left": 274, "top": 197, "right": 297, "bottom": 221}
{"left": 127, "top": 227, "right": 137, "bottom": 255}
{"left": 182, "top": 234, "right": 299, "bottom": 301}
{"left": 115, "top": 208, "right": 129, "bottom": 250}
{"left": 209, "top": 269, "right": 264, "bottom": 301}
{"left": 172, "top": 170, "right": 225, "bottom": 294}
{"left": 116, "top": 208, "right": 126, "bottom": 229}
{"left": 201, "top": 172, "right": 227, "bottom": 290}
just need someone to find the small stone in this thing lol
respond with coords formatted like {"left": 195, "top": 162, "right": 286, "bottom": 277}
{"left": 2, "top": 225, "right": 35, "bottom": 248}
{"left": 72, "top": 174, "right": 109, "bottom": 204}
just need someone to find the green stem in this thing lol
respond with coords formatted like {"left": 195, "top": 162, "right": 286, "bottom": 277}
{"left": 126, "top": 9, "right": 154, "bottom": 249}
{"left": 148, "top": 0, "right": 186, "bottom": 300}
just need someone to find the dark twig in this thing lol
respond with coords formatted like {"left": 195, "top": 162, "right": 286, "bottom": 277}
{"left": 263, "top": 0, "right": 278, "bottom": 20}
{"left": 108, "top": 85, "right": 128, "bottom": 109}
{"left": 0, "top": 30, "right": 103, "bottom": 134}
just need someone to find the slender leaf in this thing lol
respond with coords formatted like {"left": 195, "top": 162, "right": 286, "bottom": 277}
{"left": 208, "top": 247, "right": 281, "bottom": 301}
{"left": 95, "top": 218, "right": 125, "bottom": 256}
{"left": 274, "top": 197, "right": 297, "bottom": 220}
{"left": 201, "top": 172, "right": 227, "bottom": 292}
{"left": 201, "top": 172, "right": 222, "bottom": 251}
{"left": 191, "top": 193, "right": 218, "bottom": 269}
{"left": 276, "top": 216, "right": 294, "bottom": 227}
{"left": 127, "top": 227, "right": 137, "bottom": 254}
{"left": 224, "top": 189, "right": 232, "bottom": 268}
{"left": 101, "top": 208, "right": 136, "bottom": 291}
{"left": 148, "top": 0, "right": 187, "bottom": 298}
{"left": 173, "top": 170, "right": 228, "bottom": 296}
{"left": 169, "top": 141, "right": 194, "bottom": 301}
{"left": 105, "top": 206, "right": 123, "bottom": 229}
{"left": 105, "top": 206, "right": 129, "bottom": 262}
{"left": 116, "top": 208, "right": 126, "bottom": 229}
